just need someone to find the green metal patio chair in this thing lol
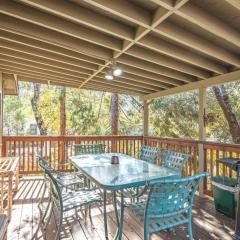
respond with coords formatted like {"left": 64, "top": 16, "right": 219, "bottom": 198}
{"left": 160, "top": 150, "right": 191, "bottom": 174}
{"left": 140, "top": 145, "right": 159, "bottom": 164}
{"left": 74, "top": 143, "right": 106, "bottom": 188}
{"left": 74, "top": 143, "right": 105, "bottom": 155}
{"left": 127, "top": 172, "right": 209, "bottom": 240}
{"left": 39, "top": 158, "right": 102, "bottom": 240}
{"left": 37, "top": 156, "right": 84, "bottom": 203}
{"left": 37, "top": 157, "right": 84, "bottom": 227}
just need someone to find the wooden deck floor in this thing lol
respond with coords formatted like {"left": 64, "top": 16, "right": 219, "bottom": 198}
{"left": 8, "top": 177, "right": 235, "bottom": 240}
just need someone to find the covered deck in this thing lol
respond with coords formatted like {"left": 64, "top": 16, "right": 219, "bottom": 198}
{"left": 1, "top": 0, "right": 240, "bottom": 239}
{"left": 9, "top": 177, "right": 235, "bottom": 240}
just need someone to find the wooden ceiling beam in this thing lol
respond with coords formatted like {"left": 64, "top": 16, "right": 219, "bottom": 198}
{"left": 105, "top": 72, "right": 171, "bottom": 89}
{"left": 16, "top": 74, "right": 140, "bottom": 96}
{"left": 155, "top": 22, "right": 240, "bottom": 67}
{"left": 224, "top": 0, "right": 240, "bottom": 10}
{"left": 0, "top": 62, "right": 86, "bottom": 84}
{"left": 15, "top": 1, "right": 228, "bottom": 76}
{"left": 177, "top": 2, "right": 240, "bottom": 48}
{"left": 83, "top": 83, "right": 141, "bottom": 96}
{"left": 0, "top": 66, "right": 83, "bottom": 85}
{"left": 0, "top": 55, "right": 92, "bottom": 77}
{"left": 0, "top": 48, "right": 162, "bottom": 91}
{"left": 138, "top": 35, "right": 228, "bottom": 74}
{"left": 18, "top": 0, "right": 134, "bottom": 41}
{"left": 0, "top": 44, "right": 98, "bottom": 72}
{"left": 142, "top": 70, "right": 240, "bottom": 100}
{"left": 0, "top": 61, "right": 152, "bottom": 93}
{"left": 117, "top": 63, "right": 184, "bottom": 87}
{"left": 0, "top": 0, "right": 122, "bottom": 51}
{"left": 92, "top": 77, "right": 152, "bottom": 94}
{"left": 81, "top": 0, "right": 152, "bottom": 27}
{"left": 1, "top": 68, "right": 143, "bottom": 95}
{"left": 0, "top": 30, "right": 105, "bottom": 65}
{"left": 118, "top": 55, "right": 197, "bottom": 83}
{"left": 16, "top": 75, "right": 80, "bottom": 88}
{"left": 0, "top": 15, "right": 112, "bottom": 60}
{"left": 126, "top": 46, "right": 211, "bottom": 78}
{"left": 97, "top": 74, "right": 165, "bottom": 92}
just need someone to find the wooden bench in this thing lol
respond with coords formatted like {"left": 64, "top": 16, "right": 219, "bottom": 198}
{"left": 0, "top": 214, "right": 8, "bottom": 240}
{"left": 0, "top": 157, "right": 19, "bottom": 220}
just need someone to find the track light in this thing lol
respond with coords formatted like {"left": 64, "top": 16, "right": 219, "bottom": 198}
{"left": 104, "top": 59, "right": 123, "bottom": 80}
{"left": 105, "top": 70, "right": 114, "bottom": 80}
{"left": 113, "top": 67, "right": 122, "bottom": 77}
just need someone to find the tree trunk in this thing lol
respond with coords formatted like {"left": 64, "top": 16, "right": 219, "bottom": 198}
{"left": 59, "top": 87, "right": 66, "bottom": 135}
{"left": 111, "top": 93, "right": 119, "bottom": 135}
{"left": 31, "top": 83, "right": 47, "bottom": 135}
{"left": 213, "top": 85, "right": 240, "bottom": 143}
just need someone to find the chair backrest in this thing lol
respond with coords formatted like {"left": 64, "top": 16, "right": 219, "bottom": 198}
{"left": 38, "top": 157, "right": 63, "bottom": 209}
{"left": 145, "top": 172, "right": 209, "bottom": 219}
{"left": 160, "top": 150, "right": 191, "bottom": 173}
{"left": 74, "top": 143, "right": 105, "bottom": 155}
{"left": 37, "top": 156, "right": 52, "bottom": 172}
{"left": 140, "top": 145, "right": 159, "bottom": 164}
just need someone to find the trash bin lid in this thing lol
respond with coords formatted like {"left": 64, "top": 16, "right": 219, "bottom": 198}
{"left": 216, "top": 158, "right": 240, "bottom": 172}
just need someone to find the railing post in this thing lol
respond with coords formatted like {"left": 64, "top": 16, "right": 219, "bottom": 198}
{"left": 111, "top": 137, "right": 117, "bottom": 153}
{"left": 1, "top": 137, "right": 6, "bottom": 157}
{"left": 143, "top": 100, "right": 149, "bottom": 136}
{"left": 198, "top": 86, "right": 206, "bottom": 197}
{"left": 198, "top": 143, "right": 205, "bottom": 196}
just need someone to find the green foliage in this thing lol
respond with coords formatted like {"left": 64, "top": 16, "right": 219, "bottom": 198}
{"left": 3, "top": 95, "right": 26, "bottom": 135}
{"left": 3, "top": 80, "right": 240, "bottom": 144}
{"left": 150, "top": 91, "right": 199, "bottom": 138}
{"left": 36, "top": 87, "right": 60, "bottom": 134}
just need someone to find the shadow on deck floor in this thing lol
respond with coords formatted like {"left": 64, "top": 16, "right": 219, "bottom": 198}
{"left": 8, "top": 177, "right": 235, "bottom": 240}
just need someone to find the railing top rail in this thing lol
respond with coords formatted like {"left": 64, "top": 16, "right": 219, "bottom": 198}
{"left": 2, "top": 135, "right": 143, "bottom": 141}
{"left": 144, "top": 136, "right": 240, "bottom": 149}
{"left": 2, "top": 135, "right": 240, "bottom": 150}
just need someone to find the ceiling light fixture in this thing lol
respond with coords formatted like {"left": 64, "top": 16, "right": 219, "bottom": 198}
{"left": 113, "top": 67, "right": 122, "bottom": 77}
{"left": 105, "top": 70, "right": 114, "bottom": 80}
{"left": 104, "top": 59, "right": 123, "bottom": 80}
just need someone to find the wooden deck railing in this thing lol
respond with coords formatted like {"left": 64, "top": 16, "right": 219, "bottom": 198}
{"left": 2, "top": 135, "right": 240, "bottom": 196}
{"left": 1, "top": 135, "right": 143, "bottom": 174}
{"left": 144, "top": 136, "right": 240, "bottom": 195}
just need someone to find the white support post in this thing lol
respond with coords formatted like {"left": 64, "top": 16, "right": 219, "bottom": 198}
{"left": 198, "top": 86, "right": 206, "bottom": 197}
{"left": 143, "top": 100, "right": 149, "bottom": 137}
{"left": 0, "top": 72, "right": 3, "bottom": 156}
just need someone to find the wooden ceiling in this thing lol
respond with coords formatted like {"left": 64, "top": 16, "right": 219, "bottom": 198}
{"left": 0, "top": 0, "right": 240, "bottom": 98}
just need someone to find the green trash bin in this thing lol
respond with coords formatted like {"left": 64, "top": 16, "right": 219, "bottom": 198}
{"left": 212, "top": 176, "right": 239, "bottom": 218}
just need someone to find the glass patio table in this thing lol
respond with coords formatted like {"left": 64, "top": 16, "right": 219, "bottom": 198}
{"left": 69, "top": 153, "right": 180, "bottom": 240}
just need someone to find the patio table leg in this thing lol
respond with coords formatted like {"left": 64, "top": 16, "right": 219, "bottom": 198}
{"left": 103, "top": 190, "right": 109, "bottom": 239}
{"left": 113, "top": 191, "right": 124, "bottom": 240}
{"left": 113, "top": 191, "right": 120, "bottom": 238}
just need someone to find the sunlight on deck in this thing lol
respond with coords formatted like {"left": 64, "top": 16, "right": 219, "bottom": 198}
{"left": 7, "top": 177, "right": 235, "bottom": 240}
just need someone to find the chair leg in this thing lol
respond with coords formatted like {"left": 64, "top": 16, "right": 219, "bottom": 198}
{"left": 38, "top": 182, "right": 47, "bottom": 207}
{"left": 55, "top": 210, "right": 63, "bottom": 240}
{"left": 43, "top": 201, "right": 53, "bottom": 230}
{"left": 41, "top": 195, "right": 51, "bottom": 223}
{"left": 144, "top": 227, "right": 149, "bottom": 240}
{"left": 188, "top": 214, "right": 193, "bottom": 240}
{"left": 88, "top": 205, "right": 92, "bottom": 223}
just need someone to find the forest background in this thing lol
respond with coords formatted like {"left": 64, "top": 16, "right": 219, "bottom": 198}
{"left": 3, "top": 80, "right": 240, "bottom": 144}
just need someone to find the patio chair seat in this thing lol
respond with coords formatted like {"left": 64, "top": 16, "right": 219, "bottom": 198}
{"left": 57, "top": 171, "right": 84, "bottom": 187}
{"left": 127, "top": 173, "right": 209, "bottom": 240}
{"left": 0, "top": 214, "right": 8, "bottom": 240}
{"left": 128, "top": 201, "right": 188, "bottom": 233}
{"left": 61, "top": 188, "right": 102, "bottom": 212}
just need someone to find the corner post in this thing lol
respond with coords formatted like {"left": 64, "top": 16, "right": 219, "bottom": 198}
{"left": 0, "top": 72, "right": 3, "bottom": 156}
{"left": 143, "top": 100, "right": 149, "bottom": 137}
{"left": 198, "top": 86, "right": 206, "bottom": 196}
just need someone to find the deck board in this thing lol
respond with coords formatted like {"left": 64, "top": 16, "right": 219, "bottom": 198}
{"left": 8, "top": 177, "right": 235, "bottom": 240}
